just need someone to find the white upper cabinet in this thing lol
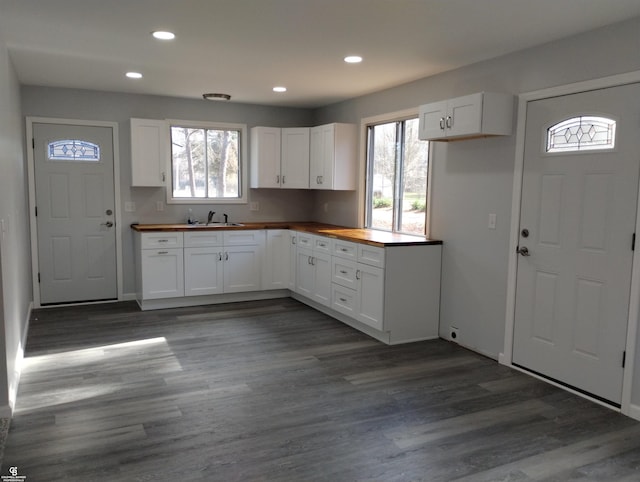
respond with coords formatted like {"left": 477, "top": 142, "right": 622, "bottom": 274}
{"left": 250, "top": 126, "right": 309, "bottom": 189}
{"left": 309, "top": 123, "right": 357, "bottom": 190}
{"left": 281, "top": 128, "right": 310, "bottom": 188}
{"left": 130, "top": 118, "right": 167, "bottom": 187}
{"left": 418, "top": 92, "right": 513, "bottom": 141}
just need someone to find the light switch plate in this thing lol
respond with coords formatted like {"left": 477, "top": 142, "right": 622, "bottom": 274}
{"left": 249, "top": 202, "right": 259, "bottom": 211}
{"left": 488, "top": 213, "right": 497, "bottom": 230}
{"left": 156, "top": 201, "right": 164, "bottom": 212}
{"left": 124, "top": 201, "right": 136, "bottom": 212}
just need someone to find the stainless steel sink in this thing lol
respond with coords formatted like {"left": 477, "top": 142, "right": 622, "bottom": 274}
{"left": 184, "top": 222, "right": 245, "bottom": 228}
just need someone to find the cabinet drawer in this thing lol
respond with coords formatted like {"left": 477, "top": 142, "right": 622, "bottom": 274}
{"left": 184, "top": 231, "right": 223, "bottom": 248}
{"left": 223, "top": 230, "right": 263, "bottom": 246}
{"left": 332, "top": 239, "right": 357, "bottom": 260}
{"left": 141, "top": 232, "right": 183, "bottom": 249}
{"left": 358, "top": 244, "right": 385, "bottom": 268}
{"left": 331, "top": 257, "right": 357, "bottom": 289}
{"left": 313, "top": 235, "right": 332, "bottom": 253}
{"left": 296, "top": 232, "right": 313, "bottom": 249}
{"left": 332, "top": 283, "right": 358, "bottom": 318}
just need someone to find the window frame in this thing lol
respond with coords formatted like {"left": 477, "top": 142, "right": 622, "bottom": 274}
{"left": 360, "top": 108, "right": 432, "bottom": 237}
{"left": 165, "top": 119, "right": 248, "bottom": 205}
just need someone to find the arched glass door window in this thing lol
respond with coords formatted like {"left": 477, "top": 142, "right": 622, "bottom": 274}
{"left": 546, "top": 116, "right": 616, "bottom": 153}
{"left": 47, "top": 139, "right": 101, "bottom": 161}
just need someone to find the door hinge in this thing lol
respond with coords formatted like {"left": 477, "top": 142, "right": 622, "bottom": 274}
{"left": 623, "top": 350, "right": 626, "bottom": 368}
{"left": 32, "top": 138, "right": 35, "bottom": 149}
{"left": 37, "top": 272, "right": 40, "bottom": 283}
{"left": 35, "top": 206, "right": 37, "bottom": 217}
{"left": 633, "top": 233, "right": 636, "bottom": 251}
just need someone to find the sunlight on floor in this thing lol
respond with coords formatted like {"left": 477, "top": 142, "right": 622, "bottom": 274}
{"left": 16, "top": 337, "right": 182, "bottom": 414}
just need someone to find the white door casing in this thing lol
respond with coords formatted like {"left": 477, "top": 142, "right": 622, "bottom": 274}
{"left": 511, "top": 83, "right": 640, "bottom": 406}
{"left": 27, "top": 118, "right": 122, "bottom": 307}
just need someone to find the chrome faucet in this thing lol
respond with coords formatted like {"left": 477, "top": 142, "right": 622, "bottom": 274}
{"left": 207, "top": 211, "right": 215, "bottom": 225}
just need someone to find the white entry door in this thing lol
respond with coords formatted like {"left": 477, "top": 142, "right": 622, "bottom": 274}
{"left": 33, "top": 123, "right": 117, "bottom": 304}
{"left": 513, "top": 83, "right": 640, "bottom": 405}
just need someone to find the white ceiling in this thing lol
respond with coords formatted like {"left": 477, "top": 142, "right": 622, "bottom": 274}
{"left": 2, "top": 0, "right": 640, "bottom": 108}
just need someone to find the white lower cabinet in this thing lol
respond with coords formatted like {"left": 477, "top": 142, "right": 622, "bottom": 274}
{"left": 140, "top": 248, "right": 184, "bottom": 299}
{"left": 263, "top": 229, "right": 290, "bottom": 290}
{"left": 295, "top": 243, "right": 331, "bottom": 307}
{"left": 224, "top": 244, "right": 262, "bottom": 292}
{"left": 184, "top": 247, "right": 223, "bottom": 296}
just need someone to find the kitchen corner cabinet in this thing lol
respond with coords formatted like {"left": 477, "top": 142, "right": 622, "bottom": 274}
{"left": 418, "top": 92, "right": 513, "bottom": 141}
{"left": 250, "top": 127, "right": 310, "bottom": 189}
{"left": 263, "top": 229, "right": 291, "bottom": 290}
{"left": 309, "top": 123, "right": 357, "bottom": 190}
{"left": 130, "top": 118, "right": 167, "bottom": 187}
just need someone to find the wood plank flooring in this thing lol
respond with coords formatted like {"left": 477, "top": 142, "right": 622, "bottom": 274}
{"left": 4, "top": 298, "right": 640, "bottom": 481}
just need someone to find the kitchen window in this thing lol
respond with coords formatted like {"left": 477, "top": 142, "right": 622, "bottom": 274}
{"left": 169, "top": 120, "right": 247, "bottom": 203}
{"left": 365, "top": 117, "right": 429, "bottom": 235}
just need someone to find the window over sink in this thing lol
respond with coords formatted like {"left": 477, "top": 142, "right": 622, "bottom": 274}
{"left": 168, "top": 120, "right": 247, "bottom": 204}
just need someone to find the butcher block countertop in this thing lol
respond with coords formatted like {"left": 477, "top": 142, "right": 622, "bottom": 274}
{"left": 131, "top": 222, "right": 442, "bottom": 247}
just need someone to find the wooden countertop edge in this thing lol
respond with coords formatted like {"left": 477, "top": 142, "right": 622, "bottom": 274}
{"left": 130, "top": 222, "right": 443, "bottom": 247}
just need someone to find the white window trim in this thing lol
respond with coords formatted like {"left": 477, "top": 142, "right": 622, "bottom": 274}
{"left": 165, "top": 119, "right": 248, "bottom": 205}
{"left": 358, "top": 107, "right": 433, "bottom": 237}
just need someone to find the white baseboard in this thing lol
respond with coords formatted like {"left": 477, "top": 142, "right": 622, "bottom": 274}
{"left": 7, "top": 301, "right": 32, "bottom": 416}
{"left": 627, "top": 403, "right": 640, "bottom": 421}
{"left": 121, "top": 292, "right": 137, "bottom": 301}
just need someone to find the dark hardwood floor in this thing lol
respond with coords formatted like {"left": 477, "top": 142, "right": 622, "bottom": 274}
{"left": 4, "top": 298, "right": 640, "bottom": 481}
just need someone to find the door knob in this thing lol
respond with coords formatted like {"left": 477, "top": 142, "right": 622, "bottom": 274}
{"left": 101, "top": 221, "right": 114, "bottom": 228}
{"left": 517, "top": 246, "right": 530, "bottom": 256}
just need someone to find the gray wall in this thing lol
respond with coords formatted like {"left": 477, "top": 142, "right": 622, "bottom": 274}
{"left": 0, "top": 34, "right": 31, "bottom": 414}
{"left": 20, "top": 87, "right": 316, "bottom": 295}
{"left": 313, "top": 15, "right": 640, "bottom": 363}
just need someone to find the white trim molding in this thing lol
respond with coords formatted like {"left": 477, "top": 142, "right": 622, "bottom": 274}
{"left": 501, "top": 70, "right": 640, "bottom": 420}
{"left": 25, "top": 117, "right": 123, "bottom": 308}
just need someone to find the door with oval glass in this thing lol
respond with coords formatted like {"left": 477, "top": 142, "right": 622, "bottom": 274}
{"left": 513, "top": 83, "right": 640, "bottom": 405}
{"left": 33, "top": 123, "right": 117, "bottom": 304}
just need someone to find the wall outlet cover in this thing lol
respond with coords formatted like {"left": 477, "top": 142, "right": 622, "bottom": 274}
{"left": 450, "top": 326, "right": 460, "bottom": 343}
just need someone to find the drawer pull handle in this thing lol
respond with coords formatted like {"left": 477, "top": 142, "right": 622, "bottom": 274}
{"left": 339, "top": 297, "right": 347, "bottom": 302}
{"left": 158, "top": 239, "right": 168, "bottom": 243}
{"left": 341, "top": 248, "right": 348, "bottom": 252}
{"left": 158, "top": 251, "right": 168, "bottom": 255}
{"left": 339, "top": 270, "right": 347, "bottom": 274}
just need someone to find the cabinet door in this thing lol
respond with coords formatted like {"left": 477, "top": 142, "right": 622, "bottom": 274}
{"left": 141, "top": 248, "right": 184, "bottom": 299}
{"left": 281, "top": 128, "right": 310, "bottom": 189}
{"left": 447, "top": 93, "right": 483, "bottom": 138}
{"left": 131, "top": 118, "right": 167, "bottom": 187}
{"left": 263, "top": 230, "right": 290, "bottom": 290}
{"left": 418, "top": 101, "right": 448, "bottom": 140}
{"left": 224, "top": 245, "right": 262, "bottom": 293}
{"left": 250, "top": 126, "right": 281, "bottom": 188}
{"left": 312, "top": 251, "right": 331, "bottom": 307}
{"left": 309, "top": 124, "right": 332, "bottom": 189}
{"left": 288, "top": 231, "right": 297, "bottom": 291}
{"left": 295, "top": 247, "right": 314, "bottom": 297}
{"left": 184, "top": 247, "right": 223, "bottom": 296}
{"left": 357, "top": 264, "right": 384, "bottom": 330}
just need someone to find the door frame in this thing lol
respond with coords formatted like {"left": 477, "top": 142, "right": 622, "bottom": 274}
{"left": 26, "top": 117, "right": 123, "bottom": 308}
{"left": 501, "top": 71, "right": 640, "bottom": 419}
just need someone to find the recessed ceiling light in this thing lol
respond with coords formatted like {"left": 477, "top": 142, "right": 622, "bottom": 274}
{"left": 152, "top": 30, "right": 175, "bottom": 40}
{"left": 273, "top": 86, "right": 287, "bottom": 93}
{"left": 344, "top": 55, "right": 363, "bottom": 64}
{"left": 202, "top": 93, "right": 231, "bottom": 101}
{"left": 126, "top": 72, "right": 143, "bottom": 79}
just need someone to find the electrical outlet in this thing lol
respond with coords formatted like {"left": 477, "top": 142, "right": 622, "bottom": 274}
{"left": 124, "top": 202, "right": 136, "bottom": 212}
{"left": 488, "top": 213, "right": 497, "bottom": 230}
{"left": 156, "top": 201, "right": 164, "bottom": 212}
{"left": 249, "top": 201, "right": 259, "bottom": 211}
{"left": 450, "top": 326, "right": 460, "bottom": 343}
